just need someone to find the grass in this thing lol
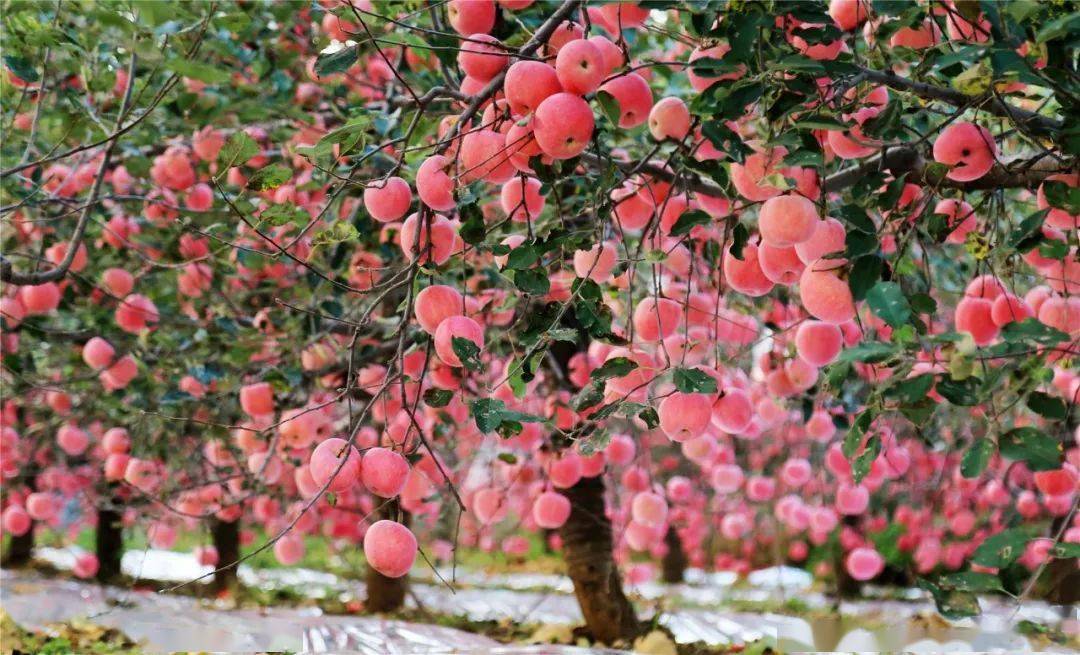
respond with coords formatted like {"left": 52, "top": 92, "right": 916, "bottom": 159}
{"left": 1016, "top": 619, "right": 1078, "bottom": 649}
{"left": 1, "top": 610, "right": 145, "bottom": 655}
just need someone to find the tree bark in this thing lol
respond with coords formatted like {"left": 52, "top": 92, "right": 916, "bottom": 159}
{"left": 210, "top": 518, "right": 240, "bottom": 594}
{"left": 833, "top": 518, "right": 860, "bottom": 600}
{"left": 822, "top": 147, "right": 1065, "bottom": 192}
{"left": 1043, "top": 558, "right": 1080, "bottom": 605}
{"left": 1042, "top": 512, "right": 1080, "bottom": 605}
{"left": 365, "top": 503, "right": 409, "bottom": 612}
{"left": 2, "top": 526, "right": 34, "bottom": 567}
{"left": 661, "top": 525, "right": 687, "bottom": 584}
{"left": 3, "top": 470, "right": 36, "bottom": 568}
{"left": 559, "top": 474, "right": 641, "bottom": 645}
{"left": 95, "top": 504, "right": 124, "bottom": 583}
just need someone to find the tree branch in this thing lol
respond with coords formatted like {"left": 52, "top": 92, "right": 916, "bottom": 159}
{"left": 855, "top": 66, "right": 1063, "bottom": 137}
{"left": 434, "top": 0, "right": 582, "bottom": 154}
{"left": 1, "top": 54, "right": 138, "bottom": 285}
{"left": 823, "top": 146, "right": 1068, "bottom": 192}
{"left": 578, "top": 152, "right": 727, "bottom": 198}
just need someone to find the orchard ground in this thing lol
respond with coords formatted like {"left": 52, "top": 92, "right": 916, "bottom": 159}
{"left": 2, "top": 0, "right": 1080, "bottom": 653}
{"left": 3, "top": 543, "right": 1078, "bottom": 652}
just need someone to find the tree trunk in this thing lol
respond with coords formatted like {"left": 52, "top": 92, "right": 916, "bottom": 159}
{"left": 210, "top": 518, "right": 240, "bottom": 594}
{"left": 1042, "top": 512, "right": 1080, "bottom": 605}
{"left": 833, "top": 547, "right": 859, "bottom": 600}
{"left": 661, "top": 525, "right": 687, "bottom": 584}
{"left": 2, "top": 527, "right": 34, "bottom": 567}
{"left": 1043, "top": 558, "right": 1080, "bottom": 605}
{"left": 365, "top": 503, "right": 409, "bottom": 612}
{"left": 559, "top": 474, "right": 641, "bottom": 645}
{"left": 95, "top": 504, "right": 124, "bottom": 583}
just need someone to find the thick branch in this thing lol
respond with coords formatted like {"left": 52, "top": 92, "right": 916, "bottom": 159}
{"left": 855, "top": 66, "right": 1063, "bottom": 137}
{"left": 435, "top": 0, "right": 581, "bottom": 153}
{"left": 578, "top": 152, "right": 727, "bottom": 198}
{"left": 823, "top": 146, "right": 1069, "bottom": 192}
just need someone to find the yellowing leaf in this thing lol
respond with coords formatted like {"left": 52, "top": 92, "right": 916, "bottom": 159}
{"left": 952, "top": 61, "right": 992, "bottom": 96}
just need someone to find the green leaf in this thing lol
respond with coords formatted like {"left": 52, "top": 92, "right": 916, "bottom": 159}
{"left": 899, "top": 397, "right": 937, "bottom": 424}
{"left": 513, "top": 268, "right": 551, "bottom": 295}
{"left": 922, "top": 161, "right": 951, "bottom": 184}
{"left": 1001, "top": 318, "right": 1069, "bottom": 345}
{"left": 909, "top": 292, "right": 937, "bottom": 314}
{"left": 458, "top": 203, "right": 485, "bottom": 245}
{"left": 497, "top": 452, "right": 518, "bottom": 464}
{"left": 866, "top": 282, "right": 911, "bottom": 328}
{"left": 886, "top": 374, "right": 934, "bottom": 404}
{"left": 852, "top": 435, "right": 880, "bottom": 484}
{"left": 838, "top": 204, "right": 876, "bottom": 234}
{"left": 824, "top": 361, "right": 851, "bottom": 389}
{"left": 423, "top": 387, "right": 452, "bottom": 408}
{"left": 972, "top": 528, "right": 1032, "bottom": 568}
{"left": 596, "top": 90, "right": 621, "bottom": 126}
{"left": 670, "top": 210, "right": 712, "bottom": 237}
{"left": 673, "top": 367, "right": 718, "bottom": 394}
{"left": 573, "top": 383, "right": 605, "bottom": 411}
{"left": 845, "top": 230, "right": 879, "bottom": 258}
{"left": 1035, "top": 12, "right": 1080, "bottom": 43}
{"left": 3, "top": 54, "right": 39, "bottom": 83}
{"left": 861, "top": 99, "right": 902, "bottom": 139}
{"left": 1042, "top": 180, "right": 1080, "bottom": 215}
{"left": 317, "top": 115, "right": 370, "bottom": 156}
{"left": 936, "top": 375, "right": 981, "bottom": 406}
{"left": 218, "top": 132, "right": 259, "bottom": 170}
{"left": 730, "top": 222, "right": 750, "bottom": 260}
{"left": 1008, "top": 209, "right": 1050, "bottom": 251}
{"left": 469, "top": 397, "right": 544, "bottom": 435}
{"left": 638, "top": 406, "right": 659, "bottom": 429}
{"left": 591, "top": 357, "right": 637, "bottom": 381}
{"left": 843, "top": 410, "right": 875, "bottom": 458}
{"left": 1039, "top": 239, "right": 1069, "bottom": 260}
{"left": 577, "top": 427, "right": 612, "bottom": 456}
{"left": 165, "top": 59, "right": 231, "bottom": 84}
{"left": 451, "top": 337, "right": 482, "bottom": 372}
{"left": 246, "top": 164, "right": 292, "bottom": 191}
{"left": 509, "top": 351, "right": 541, "bottom": 397}
{"left": 545, "top": 328, "right": 578, "bottom": 343}
{"left": 961, "top": 438, "right": 995, "bottom": 478}
{"left": 848, "top": 255, "right": 884, "bottom": 302}
{"left": 938, "top": 571, "right": 1003, "bottom": 593}
{"left": 1027, "top": 391, "right": 1067, "bottom": 420}
{"left": 791, "top": 115, "right": 848, "bottom": 130}
{"left": 260, "top": 204, "right": 308, "bottom": 227}
{"left": 161, "top": 389, "right": 194, "bottom": 404}
{"left": 311, "top": 221, "right": 358, "bottom": 247}
{"left": 498, "top": 408, "right": 544, "bottom": 424}
{"left": 870, "top": 522, "right": 907, "bottom": 566}
{"left": 1050, "top": 542, "right": 1080, "bottom": 559}
{"left": 998, "top": 427, "right": 1062, "bottom": 471}
{"left": 837, "top": 341, "right": 899, "bottom": 364}
{"left": 920, "top": 579, "right": 981, "bottom": 620}
{"left": 470, "top": 398, "right": 505, "bottom": 433}
{"left": 314, "top": 45, "right": 358, "bottom": 77}
{"left": 505, "top": 244, "right": 539, "bottom": 270}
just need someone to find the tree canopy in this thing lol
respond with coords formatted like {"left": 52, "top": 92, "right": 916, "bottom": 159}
{"left": 1, "top": 0, "right": 1078, "bottom": 639}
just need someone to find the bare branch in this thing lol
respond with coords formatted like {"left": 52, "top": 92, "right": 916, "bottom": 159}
{"left": 1, "top": 53, "right": 138, "bottom": 285}
{"left": 823, "top": 146, "right": 1070, "bottom": 192}
{"left": 855, "top": 66, "right": 1063, "bottom": 137}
